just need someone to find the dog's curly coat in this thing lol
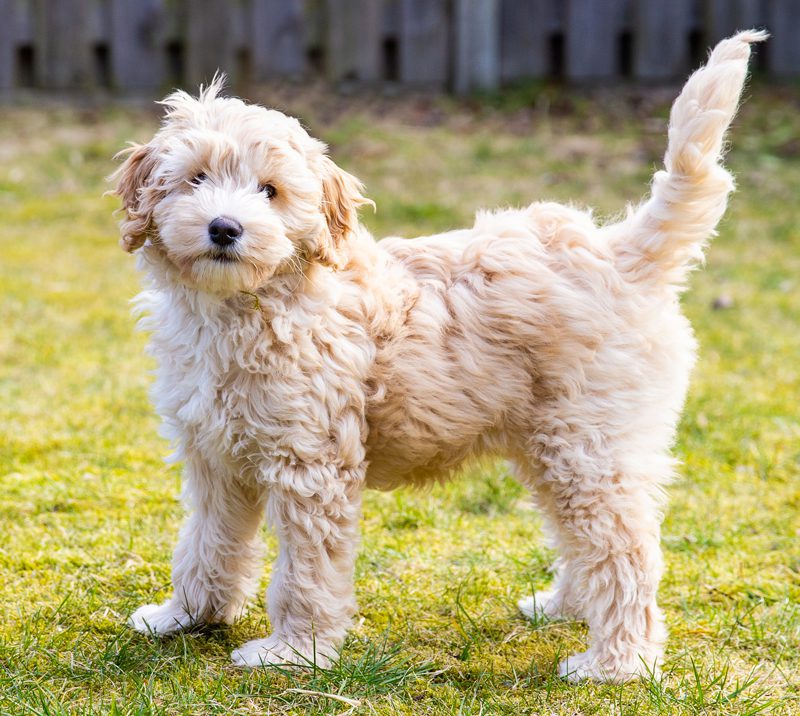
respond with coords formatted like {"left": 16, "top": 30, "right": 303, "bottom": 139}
{"left": 113, "top": 32, "right": 764, "bottom": 681}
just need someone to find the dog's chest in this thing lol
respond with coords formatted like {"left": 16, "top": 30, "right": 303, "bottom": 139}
{"left": 147, "top": 288, "right": 372, "bottom": 472}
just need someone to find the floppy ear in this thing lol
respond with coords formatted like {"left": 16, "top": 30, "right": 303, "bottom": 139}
{"left": 112, "top": 142, "right": 160, "bottom": 252}
{"left": 316, "top": 155, "right": 372, "bottom": 267}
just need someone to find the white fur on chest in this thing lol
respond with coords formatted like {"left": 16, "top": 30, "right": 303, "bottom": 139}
{"left": 135, "top": 274, "right": 373, "bottom": 478}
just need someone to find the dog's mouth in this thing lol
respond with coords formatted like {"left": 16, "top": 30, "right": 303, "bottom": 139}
{"left": 205, "top": 251, "right": 240, "bottom": 264}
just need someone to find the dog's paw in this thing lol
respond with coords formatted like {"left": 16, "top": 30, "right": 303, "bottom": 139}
{"left": 558, "top": 651, "right": 603, "bottom": 682}
{"left": 231, "top": 634, "right": 334, "bottom": 669}
{"left": 128, "top": 602, "right": 196, "bottom": 636}
{"left": 558, "top": 650, "right": 656, "bottom": 683}
{"left": 518, "top": 590, "right": 566, "bottom": 622}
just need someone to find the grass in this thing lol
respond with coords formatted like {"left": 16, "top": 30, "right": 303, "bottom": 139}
{"left": 0, "top": 82, "right": 799, "bottom": 714}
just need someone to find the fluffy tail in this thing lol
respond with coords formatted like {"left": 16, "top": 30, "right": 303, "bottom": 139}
{"left": 612, "top": 30, "right": 767, "bottom": 287}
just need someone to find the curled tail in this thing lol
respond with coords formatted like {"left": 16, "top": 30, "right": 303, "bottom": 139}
{"left": 612, "top": 30, "right": 767, "bottom": 287}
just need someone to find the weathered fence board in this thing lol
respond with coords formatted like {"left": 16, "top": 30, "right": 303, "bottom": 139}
{"left": 109, "top": 0, "right": 165, "bottom": 92}
{"left": 251, "top": 0, "right": 306, "bottom": 81}
{"left": 185, "top": 0, "right": 238, "bottom": 87}
{"left": 325, "top": 0, "right": 382, "bottom": 83}
{"left": 13, "top": 0, "right": 35, "bottom": 44}
{"left": 633, "top": 0, "right": 693, "bottom": 80}
{"left": 0, "top": 0, "right": 792, "bottom": 97}
{"left": 500, "top": 0, "right": 551, "bottom": 81}
{"left": 0, "top": 0, "right": 15, "bottom": 90}
{"left": 454, "top": 0, "right": 500, "bottom": 94}
{"left": 382, "top": 0, "right": 399, "bottom": 37}
{"left": 33, "top": 0, "right": 94, "bottom": 89}
{"left": 398, "top": 0, "right": 449, "bottom": 88}
{"left": 566, "top": 0, "right": 627, "bottom": 80}
{"left": 706, "top": 0, "right": 765, "bottom": 44}
{"left": 88, "top": 0, "right": 110, "bottom": 44}
{"left": 769, "top": 0, "right": 800, "bottom": 77}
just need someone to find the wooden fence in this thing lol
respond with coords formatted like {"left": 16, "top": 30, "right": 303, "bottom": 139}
{"left": 0, "top": 0, "right": 796, "bottom": 97}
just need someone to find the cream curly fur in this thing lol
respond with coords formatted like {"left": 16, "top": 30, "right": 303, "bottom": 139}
{"left": 113, "top": 31, "right": 765, "bottom": 681}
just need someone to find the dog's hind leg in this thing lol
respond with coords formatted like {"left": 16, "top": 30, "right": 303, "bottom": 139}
{"left": 519, "top": 437, "right": 668, "bottom": 682}
{"left": 129, "top": 455, "right": 268, "bottom": 635}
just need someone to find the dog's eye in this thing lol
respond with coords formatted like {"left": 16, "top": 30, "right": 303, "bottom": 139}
{"left": 191, "top": 172, "right": 207, "bottom": 186}
{"left": 260, "top": 183, "right": 277, "bottom": 199}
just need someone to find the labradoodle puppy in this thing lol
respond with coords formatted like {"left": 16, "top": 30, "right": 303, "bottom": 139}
{"left": 113, "top": 31, "right": 764, "bottom": 681}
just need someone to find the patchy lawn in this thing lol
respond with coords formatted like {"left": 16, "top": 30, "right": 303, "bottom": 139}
{"left": 0, "top": 83, "right": 798, "bottom": 715}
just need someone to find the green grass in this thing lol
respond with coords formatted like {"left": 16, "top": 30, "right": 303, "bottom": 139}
{"left": 1, "top": 86, "right": 799, "bottom": 714}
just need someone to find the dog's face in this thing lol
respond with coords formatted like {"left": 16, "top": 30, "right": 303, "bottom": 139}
{"left": 113, "top": 80, "right": 369, "bottom": 293}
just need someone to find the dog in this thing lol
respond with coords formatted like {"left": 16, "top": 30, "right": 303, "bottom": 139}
{"left": 113, "top": 31, "right": 764, "bottom": 681}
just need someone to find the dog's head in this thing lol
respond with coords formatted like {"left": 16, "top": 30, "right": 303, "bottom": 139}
{"left": 112, "top": 78, "right": 370, "bottom": 293}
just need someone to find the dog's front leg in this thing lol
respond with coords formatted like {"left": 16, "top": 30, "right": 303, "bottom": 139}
{"left": 129, "top": 454, "right": 268, "bottom": 635}
{"left": 232, "top": 461, "right": 363, "bottom": 669}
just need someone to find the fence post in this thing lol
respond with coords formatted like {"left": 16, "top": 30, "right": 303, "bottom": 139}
{"left": 33, "top": 0, "right": 93, "bottom": 89}
{"left": 454, "top": 0, "right": 500, "bottom": 93}
{"left": 769, "top": 0, "right": 800, "bottom": 77}
{"left": 109, "top": 0, "right": 165, "bottom": 92}
{"left": 251, "top": 0, "right": 306, "bottom": 80}
{"left": 398, "top": 0, "right": 449, "bottom": 88}
{"left": 326, "top": 0, "right": 382, "bottom": 83}
{"left": 566, "top": 0, "right": 626, "bottom": 80}
{"left": 185, "top": 0, "right": 238, "bottom": 87}
{"left": 633, "top": 0, "right": 693, "bottom": 80}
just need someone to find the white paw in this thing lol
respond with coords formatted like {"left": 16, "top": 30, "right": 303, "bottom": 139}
{"left": 128, "top": 601, "right": 197, "bottom": 635}
{"left": 518, "top": 590, "right": 565, "bottom": 622}
{"left": 231, "top": 634, "right": 334, "bottom": 669}
{"left": 558, "top": 650, "right": 655, "bottom": 683}
{"left": 558, "top": 650, "right": 600, "bottom": 682}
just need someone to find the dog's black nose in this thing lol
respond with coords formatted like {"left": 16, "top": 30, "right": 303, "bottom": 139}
{"left": 208, "top": 217, "right": 243, "bottom": 247}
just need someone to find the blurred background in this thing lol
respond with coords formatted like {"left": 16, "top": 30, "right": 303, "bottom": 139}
{"left": 1, "top": 0, "right": 799, "bottom": 97}
{"left": 2, "top": 1, "right": 800, "bottom": 714}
